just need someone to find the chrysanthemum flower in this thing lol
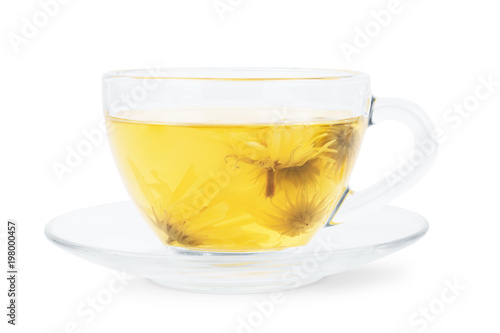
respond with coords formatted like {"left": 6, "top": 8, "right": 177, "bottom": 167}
{"left": 128, "top": 160, "right": 271, "bottom": 249}
{"left": 226, "top": 125, "right": 336, "bottom": 197}
{"left": 151, "top": 202, "right": 229, "bottom": 246}
{"left": 321, "top": 117, "right": 367, "bottom": 183}
{"left": 128, "top": 160, "right": 229, "bottom": 246}
{"left": 253, "top": 189, "right": 333, "bottom": 237}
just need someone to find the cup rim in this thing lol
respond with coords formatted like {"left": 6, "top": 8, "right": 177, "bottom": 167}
{"left": 102, "top": 67, "right": 369, "bottom": 82}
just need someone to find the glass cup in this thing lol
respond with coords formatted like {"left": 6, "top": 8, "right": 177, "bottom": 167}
{"left": 103, "top": 68, "right": 437, "bottom": 252}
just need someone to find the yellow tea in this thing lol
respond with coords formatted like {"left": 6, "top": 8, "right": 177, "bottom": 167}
{"left": 106, "top": 109, "right": 367, "bottom": 251}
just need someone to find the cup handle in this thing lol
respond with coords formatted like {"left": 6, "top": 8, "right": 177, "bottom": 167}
{"left": 328, "top": 97, "right": 438, "bottom": 224}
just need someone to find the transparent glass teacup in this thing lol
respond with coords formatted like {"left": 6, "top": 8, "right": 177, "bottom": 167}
{"left": 103, "top": 68, "right": 436, "bottom": 252}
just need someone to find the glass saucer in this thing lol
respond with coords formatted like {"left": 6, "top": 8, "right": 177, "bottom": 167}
{"left": 45, "top": 202, "right": 428, "bottom": 293}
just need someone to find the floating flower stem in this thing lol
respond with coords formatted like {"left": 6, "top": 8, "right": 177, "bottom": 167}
{"left": 266, "top": 168, "right": 276, "bottom": 198}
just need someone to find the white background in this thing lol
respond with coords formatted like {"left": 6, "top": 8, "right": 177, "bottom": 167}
{"left": 1, "top": 0, "right": 499, "bottom": 332}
